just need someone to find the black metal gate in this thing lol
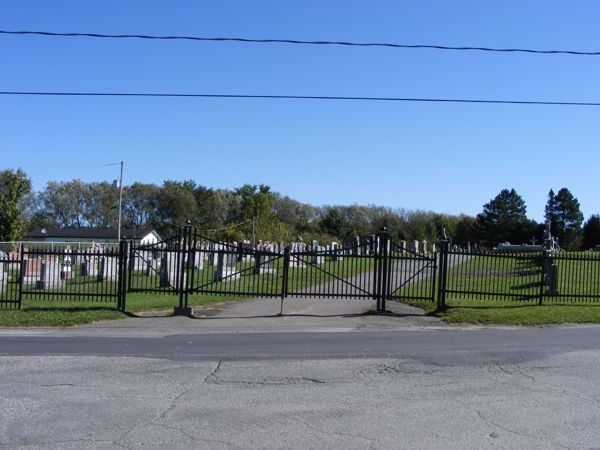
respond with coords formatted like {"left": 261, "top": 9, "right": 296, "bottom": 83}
{"left": 285, "top": 238, "right": 378, "bottom": 300}
{"left": 127, "top": 226, "right": 439, "bottom": 312}
{"left": 382, "top": 239, "right": 438, "bottom": 310}
{"left": 187, "top": 230, "right": 286, "bottom": 298}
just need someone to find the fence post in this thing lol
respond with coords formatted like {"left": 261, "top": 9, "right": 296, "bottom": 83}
{"left": 175, "top": 223, "right": 193, "bottom": 315}
{"left": 437, "top": 239, "right": 450, "bottom": 309}
{"left": 281, "top": 245, "right": 290, "bottom": 315}
{"left": 538, "top": 250, "right": 547, "bottom": 306}
{"left": 18, "top": 244, "right": 24, "bottom": 310}
{"left": 117, "top": 239, "right": 128, "bottom": 312}
{"left": 379, "top": 229, "right": 389, "bottom": 312}
{"left": 127, "top": 239, "right": 134, "bottom": 294}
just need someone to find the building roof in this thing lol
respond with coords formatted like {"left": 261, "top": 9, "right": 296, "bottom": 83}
{"left": 25, "top": 227, "right": 158, "bottom": 240}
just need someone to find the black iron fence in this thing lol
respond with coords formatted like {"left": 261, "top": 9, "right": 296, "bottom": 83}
{"left": 0, "top": 242, "right": 127, "bottom": 310}
{"left": 436, "top": 242, "right": 600, "bottom": 306}
{"left": 2, "top": 227, "right": 600, "bottom": 312}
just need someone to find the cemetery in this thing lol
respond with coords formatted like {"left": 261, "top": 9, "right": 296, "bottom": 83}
{"left": 1, "top": 221, "right": 600, "bottom": 329}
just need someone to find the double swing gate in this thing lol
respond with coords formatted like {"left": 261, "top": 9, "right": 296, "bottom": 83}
{"left": 127, "top": 226, "right": 439, "bottom": 312}
{"left": 0, "top": 227, "right": 439, "bottom": 311}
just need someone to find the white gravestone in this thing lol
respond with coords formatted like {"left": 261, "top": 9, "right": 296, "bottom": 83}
{"left": 289, "top": 242, "right": 306, "bottom": 268}
{"left": 37, "top": 258, "right": 64, "bottom": 290}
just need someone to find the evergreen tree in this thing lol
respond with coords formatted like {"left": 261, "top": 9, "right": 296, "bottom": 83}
{"left": 553, "top": 188, "right": 584, "bottom": 249}
{"left": 544, "top": 189, "right": 559, "bottom": 234}
{"left": 582, "top": 215, "right": 600, "bottom": 250}
{"left": 476, "top": 188, "right": 528, "bottom": 247}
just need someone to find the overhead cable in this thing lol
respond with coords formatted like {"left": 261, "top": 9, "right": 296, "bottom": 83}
{"left": 1, "top": 90, "right": 599, "bottom": 107}
{"left": 1, "top": 30, "right": 598, "bottom": 56}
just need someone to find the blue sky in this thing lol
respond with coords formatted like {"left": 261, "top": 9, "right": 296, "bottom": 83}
{"left": 1, "top": 1, "right": 599, "bottom": 221}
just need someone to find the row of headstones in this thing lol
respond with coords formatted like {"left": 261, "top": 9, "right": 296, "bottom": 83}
{"left": 398, "top": 240, "right": 434, "bottom": 254}
{"left": 145, "top": 237, "right": 441, "bottom": 289}
{"left": 18, "top": 257, "right": 119, "bottom": 290}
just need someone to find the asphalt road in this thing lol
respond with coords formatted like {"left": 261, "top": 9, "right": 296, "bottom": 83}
{"left": 2, "top": 326, "right": 600, "bottom": 449}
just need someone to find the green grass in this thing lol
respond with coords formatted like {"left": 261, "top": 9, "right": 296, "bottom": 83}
{"left": 0, "top": 292, "right": 244, "bottom": 327}
{"left": 405, "top": 298, "right": 600, "bottom": 326}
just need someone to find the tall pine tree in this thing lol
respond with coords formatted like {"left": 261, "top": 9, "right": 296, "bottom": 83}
{"left": 476, "top": 188, "right": 529, "bottom": 247}
{"left": 545, "top": 188, "right": 584, "bottom": 249}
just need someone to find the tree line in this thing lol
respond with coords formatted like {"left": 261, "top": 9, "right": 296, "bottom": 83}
{"left": 1, "top": 169, "right": 599, "bottom": 250}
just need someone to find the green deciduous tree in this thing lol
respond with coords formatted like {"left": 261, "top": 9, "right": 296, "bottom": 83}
{"left": 0, "top": 169, "right": 32, "bottom": 241}
{"left": 155, "top": 181, "right": 198, "bottom": 234}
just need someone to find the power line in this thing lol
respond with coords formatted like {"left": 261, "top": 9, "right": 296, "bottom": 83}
{"left": 1, "top": 90, "right": 599, "bottom": 107}
{"left": 1, "top": 29, "right": 599, "bottom": 56}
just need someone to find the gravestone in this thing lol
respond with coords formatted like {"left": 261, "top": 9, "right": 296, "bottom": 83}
{"left": 330, "top": 242, "right": 343, "bottom": 261}
{"left": 399, "top": 240, "right": 407, "bottom": 252}
{"left": 214, "top": 252, "right": 240, "bottom": 281}
{"left": 312, "top": 243, "right": 325, "bottom": 265}
{"left": 420, "top": 240, "right": 428, "bottom": 254}
{"left": 159, "top": 253, "right": 179, "bottom": 288}
{"left": 81, "top": 258, "right": 98, "bottom": 277}
{"left": 194, "top": 251, "right": 205, "bottom": 270}
{"left": 255, "top": 253, "right": 277, "bottom": 275}
{"left": 352, "top": 236, "right": 361, "bottom": 256}
{"left": 212, "top": 245, "right": 221, "bottom": 266}
{"left": 411, "top": 240, "right": 420, "bottom": 253}
{"left": 289, "top": 242, "right": 306, "bottom": 268}
{"left": 97, "top": 257, "right": 118, "bottom": 282}
{"left": 23, "top": 258, "right": 42, "bottom": 284}
{"left": 37, "top": 258, "right": 64, "bottom": 290}
{"left": 61, "top": 249, "right": 73, "bottom": 280}
{"left": 0, "top": 256, "right": 6, "bottom": 290}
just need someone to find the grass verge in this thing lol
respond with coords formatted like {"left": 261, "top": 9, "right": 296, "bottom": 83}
{"left": 405, "top": 299, "right": 600, "bottom": 326}
{"left": 0, "top": 292, "right": 243, "bottom": 327}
